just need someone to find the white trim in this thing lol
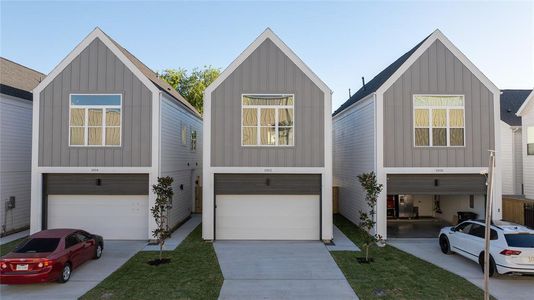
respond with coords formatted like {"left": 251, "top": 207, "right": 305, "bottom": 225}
{"left": 517, "top": 89, "right": 534, "bottom": 116}
{"left": 35, "top": 167, "right": 153, "bottom": 173}
{"left": 68, "top": 93, "right": 123, "bottom": 147}
{"left": 412, "top": 94, "right": 466, "bottom": 148}
{"left": 204, "top": 28, "right": 331, "bottom": 96}
{"left": 209, "top": 167, "right": 325, "bottom": 174}
{"left": 322, "top": 86, "right": 333, "bottom": 241}
{"left": 33, "top": 27, "right": 160, "bottom": 96}
{"left": 376, "top": 29, "right": 499, "bottom": 96}
{"left": 241, "top": 93, "right": 295, "bottom": 147}
{"left": 30, "top": 90, "right": 41, "bottom": 234}
{"left": 383, "top": 167, "right": 488, "bottom": 174}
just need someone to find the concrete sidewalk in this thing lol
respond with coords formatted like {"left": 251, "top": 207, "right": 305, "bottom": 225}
{"left": 214, "top": 241, "right": 358, "bottom": 300}
{"left": 389, "top": 238, "right": 534, "bottom": 300}
{"left": 326, "top": 226, "right": 360, "bottom": 252}
{"left": 0, "top": 230, "right": 29, "bottom": 245}
{"left": 143, "top": 214, "right": 201, "bottom": 251}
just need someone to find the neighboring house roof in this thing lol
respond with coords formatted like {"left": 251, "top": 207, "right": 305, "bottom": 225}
{"left": 332, "top": 35, "right": 430, "bottom": 116}
{"left": 517, "top": 89, "right": 534, "bottom": 117}
{"left": 33, "top": 28, "right": 200, "bottom": 118}
{"left": 333, "top": 29, "right": 500, "bottom": 117}
{"left": 500, "top": 89, "right": 532, "bottom": 126}
{"left": 103, "top": 32, "right": 201, "bottom": 118}
{"left": 0, "top": 57, "right": 44, "bottom": 101}
{"left": 205, "top": 28, "right": 331, "bottom": 96}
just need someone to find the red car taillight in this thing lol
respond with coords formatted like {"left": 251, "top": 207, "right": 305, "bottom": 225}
{"left": 500, "top": 249, "right": 522, "bottom": 256}
{"left": 37, "top": 259, "right": 53, "bottom": 268}
{"left": 0, "top": 262, "right": 7, "bottom": 269}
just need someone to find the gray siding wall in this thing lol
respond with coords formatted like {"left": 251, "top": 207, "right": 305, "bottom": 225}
{"left": 0, "top": 95, "right": 32, "bottom": 233}
{"left": 38, "top": 38, "right": 152, "bottom": 167}
{"left": 333, "top": 99, "right": 376, "bottom": 227}
{"left": 214, "top": 174, "right": 321, "bottom": 195}
{"left": 46, "top": 174, "right": 149, "bottom": 195}
{"left": 210, "top": 38, "right": 325, "bottom": 167}
{"left": 383, "top": 40, "right": 495, "bottom": 168}
{"left": 160, "top": 94, "right": 202, "bottom": 227}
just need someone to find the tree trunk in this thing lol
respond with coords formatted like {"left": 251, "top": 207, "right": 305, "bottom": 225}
{"left": 365, "top": 245, "right": 369, "bottom": 262}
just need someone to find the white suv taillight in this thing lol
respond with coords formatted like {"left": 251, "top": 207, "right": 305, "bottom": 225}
{"left": 500, "top": 249, "right": 522, "bottom": 256}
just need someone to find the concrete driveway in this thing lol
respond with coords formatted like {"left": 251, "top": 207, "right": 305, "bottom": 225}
{"left": 214, "top": 241, "right": 358, "bottom": 300}
{"left": 389, "top": 238, "right": 534, "bottom": 300}
{"left": 0, "top": 240, "right": 145, "bottom": 300}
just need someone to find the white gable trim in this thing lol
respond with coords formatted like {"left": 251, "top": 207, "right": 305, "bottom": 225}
{"left": 517, "top": 89, "right": 534, "bottom": 116}
{"left": 376, "top": 29, "right": 500, "bottom": 96}
{"left": 204, "top": 28, "right": 331, "bottom": 96}
{"left": 33, "top": 27, "right": 160, "bottom": 95}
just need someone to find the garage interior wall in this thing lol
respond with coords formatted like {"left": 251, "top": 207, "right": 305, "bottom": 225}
{"left": 436, "top": 195, "right": 485, "bottom": 224}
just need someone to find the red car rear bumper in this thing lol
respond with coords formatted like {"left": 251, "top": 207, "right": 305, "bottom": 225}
{"left": 0, "top": 268, "right": 57, "bottom": 284}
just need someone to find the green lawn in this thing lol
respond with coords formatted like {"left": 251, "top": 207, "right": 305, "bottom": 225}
{"left": 1, "top": 237, "right": 27, "bottom": 256}
{"left": 331, "top": 215, "right": 485, "bottom": 300}
{"left": 82, "top": 225, "right": 223, "bottom": 300}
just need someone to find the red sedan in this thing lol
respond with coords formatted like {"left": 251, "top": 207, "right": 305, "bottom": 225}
{"left": 0, "top": 229, "right": 103, "bottom": 284}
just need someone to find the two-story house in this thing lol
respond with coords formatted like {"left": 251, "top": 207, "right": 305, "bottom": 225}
{"left": 202, "top": 29, "right": 333, "bottom": 241}
{"left": 30, "top": 28, "right": 202, "bottom": 240}
{"left": 1, "top": 58, "right": 44, "bottom": 236}
{"left": 333, "top": 29, "right": 501, "bottom": 239}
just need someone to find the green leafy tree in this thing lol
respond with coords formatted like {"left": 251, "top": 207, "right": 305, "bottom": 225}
{"left": 158, "top": 66, "right": 220, "bottom": 114}
{"left": 357, "top": 171, "right": 384, "bottom": 262}
{"left": 151, "top": 176, "right": 174, "bottom": 261}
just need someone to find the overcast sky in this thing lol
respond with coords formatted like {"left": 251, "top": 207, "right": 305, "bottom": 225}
{"left": 1, "top": 0, "right": 532, "bottom": 110}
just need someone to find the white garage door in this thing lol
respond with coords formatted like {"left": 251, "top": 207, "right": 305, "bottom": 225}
{"left": 48, "top": 195, "right": 148, "bottom": 240}
{"left": 216, "top": 195, "right": 320, "bottom": 240}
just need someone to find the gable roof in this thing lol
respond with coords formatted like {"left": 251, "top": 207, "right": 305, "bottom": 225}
{"left": 500, "top": 89, "right": 531, "bottom": 126}
{"left": 33, "top": 28, "right": 200, "bottom": 117}
{"left": 205, "top": 28, "right": 331, "bottom": 96}
{"left": 517, "top": 89, "right": 534, "bottom": 117}
{"left": 0, "top": 57, "right": 44, "bottom": 100}
{"left": 332, "top": 34, "right": 430, "bottom": 116}
{"left": 333, "top": 29, "right": 500, "bottom": 117}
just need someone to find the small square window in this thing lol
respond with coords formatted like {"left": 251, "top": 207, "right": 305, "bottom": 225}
{"left": 181, "top": 125, "right": 187, "bottom": 146}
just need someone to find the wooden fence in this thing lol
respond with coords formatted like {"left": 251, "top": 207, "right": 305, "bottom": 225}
{"left": 502, "top": 197, "right": 534, "bottom": 228}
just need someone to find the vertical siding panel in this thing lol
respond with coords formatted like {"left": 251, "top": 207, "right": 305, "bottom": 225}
{"left": 411, "top": 61, "right": 422, "bottom": 167}
{"left": 114, "top": 59, "right": 124, "bottom": 166}
{"left": 436, "top": 41, "right": 446, "bottom": 93}
{"left": 69, "top": 57, "right": 81, "bottom": 166}
{"left": 471, "top": 75, "right": 481, "bottom": 167}
{"left": 454, "top": 58, "right": 464, "bottom": 166}
{"left": 480, "top": 86, "right": 490, "bottom": 166}
{"left": 131, "top": 79, "right": 141, "bottom": 166}
{"left": 104, "top": 49, "right": 115, "bottom": 166}
{"left": 122, "top": 68, "right": 133, "bottom": 166}
{"left": 384, "top": 89, "right": 395, "bottom": 167}
{"left": 393, "top": 81, "right": 403, "bottom": 166}
{"left": 52, "top": 76, "right": 62, "bottom": 166}
{"left": 403, "top": 67, "right": 413, "bottom": 166}
{"left": 428, "top": 43, "right": 438, "bottom": 92}
{"left": 60, "top": 66, "right": 71, "bottom": 166}
{"left": 463, "top": 65, "right": 473, "bottom": 167}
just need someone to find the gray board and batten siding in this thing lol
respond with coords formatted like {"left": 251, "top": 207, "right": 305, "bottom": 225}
{"left": 383, "top": 40, "right": 495, "bottom": 168}
{"left": 38, "top": 38, "right": 152, "bottom": 167}
{"left": 46, "top": 174, "right": 149, "bottom": 195}
{"left": 210, "top": 38, "right": 325, "bottom": 168}
{"left": 387, "top": 174, "right": 486, "bottom": 195}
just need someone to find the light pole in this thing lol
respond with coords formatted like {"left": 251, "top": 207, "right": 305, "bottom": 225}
{"left": 484, "top": 150, "right": 496, "bottom": 300}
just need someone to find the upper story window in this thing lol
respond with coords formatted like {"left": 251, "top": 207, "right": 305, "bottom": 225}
{"left": 241, "top": 94, "right": 294, "bottom": 147}
{"left": 69, "top": 94, "right": 122, "bottom": 146}
{"left": 413, "top": 95, "right": 465, "bottom": 147}
{"left": 528, "top": 126, "right": 534, "bottom": 155}
{"left": 191, "top": 129, "right": 197, "bottom": 152}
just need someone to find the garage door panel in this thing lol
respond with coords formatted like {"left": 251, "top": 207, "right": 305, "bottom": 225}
{"left": 216, "top": 195, "right": 320, "bottom": 240}
{"left": 48, "top": 195, "right": 148, "bottom": 240}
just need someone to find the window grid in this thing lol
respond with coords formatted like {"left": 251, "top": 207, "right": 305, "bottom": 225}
{"left": 413, "top": 95, "right": 465, "bottom": 148}
{"left": 69, "top": 94, "right": 122, "bottom": 147}
{"left": 241, "top": 94, "right": 294, "bottom": 147}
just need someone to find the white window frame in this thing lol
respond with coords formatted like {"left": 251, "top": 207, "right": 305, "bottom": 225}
{"left": 191, "top": 127, "right": 197, "bottom": 152}
{"left": 528, "top": 126, "right": 534, "bottom": 156}
{"left": 181, "top": 123, "right": 187, "bottom": 146}
{"left": 68, "top": 93, "right": 122, "bottom": 147}
{"left": 241, "top": 93, "right": 295, "bottom": 147}
{"left": 413, "top": 94, "right": 466, "bottom": 148}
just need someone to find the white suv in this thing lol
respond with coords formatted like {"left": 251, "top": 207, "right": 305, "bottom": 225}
{"left": 439, "top": 220, "right": 534, "bottom": 276}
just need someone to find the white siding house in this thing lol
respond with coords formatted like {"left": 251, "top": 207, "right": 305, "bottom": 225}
{"left": 0, "top": 57, "right": 44, "bottom": 236}
{"left": 517, "top": 90, "right": 534, "bottom": 200}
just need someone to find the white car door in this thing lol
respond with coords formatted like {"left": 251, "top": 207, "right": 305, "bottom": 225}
{"left": 463, "top": 223, "right": 486, "bottom": 262}
{"left": 450, "top": 222, "right": 474, "bottom": 259}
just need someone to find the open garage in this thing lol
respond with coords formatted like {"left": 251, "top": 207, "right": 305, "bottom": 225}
{"left": 386, "top": 174, "right": 487, "bottom": 238}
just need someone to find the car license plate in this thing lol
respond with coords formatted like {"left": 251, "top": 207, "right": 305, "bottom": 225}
{"left": 16, "top": 264, "right": 28, "bottom": 271}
